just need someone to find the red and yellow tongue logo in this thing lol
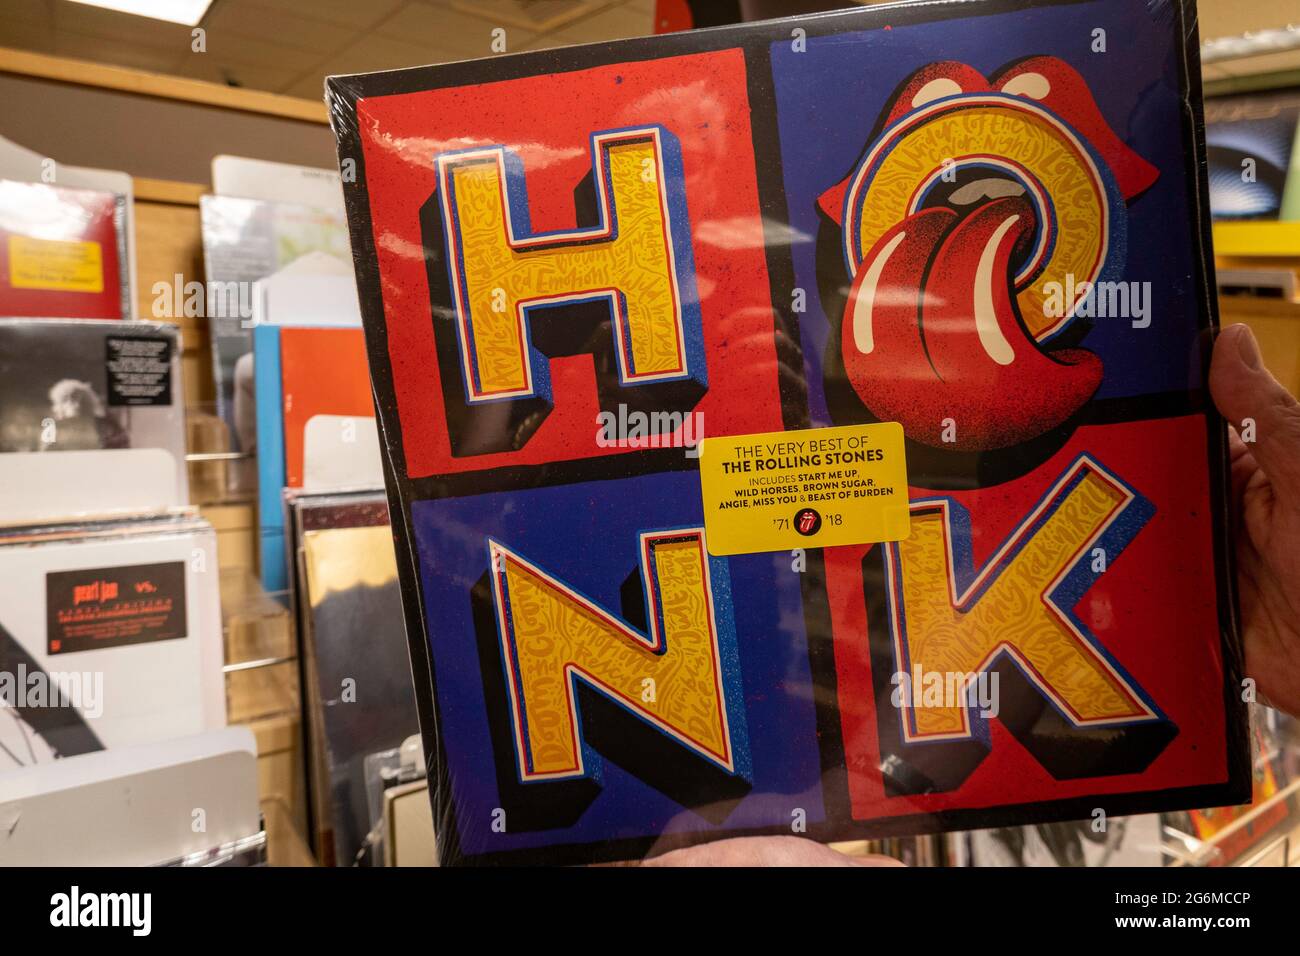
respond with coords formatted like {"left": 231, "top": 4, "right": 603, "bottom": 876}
{"left": 822, "top": 57, "right": 1158, "bottom": 451}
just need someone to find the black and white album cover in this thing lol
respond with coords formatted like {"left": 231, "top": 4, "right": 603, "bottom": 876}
{"left": 967, "top": 814, "right": 1166, "bottom": 867}
{"left": 0, "top": 319, "right": 188, "bottom": 500}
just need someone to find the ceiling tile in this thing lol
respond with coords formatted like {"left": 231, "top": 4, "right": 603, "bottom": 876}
{"left": 375, "top": 2, "right": 537, "bottom": 58}
{"left": 445, "top": 0, "right": 608, "bottom": 34}
{"left": 199, "top": 1, "right": 355, "bottom": 56}
{"left": 283, "top": 70, "right": 332, "bottom": 101}
{"left": 171, "top": 47, "right": 300, "bottom": 90}
{"left": 55, "top": 30, "right": 186, "bottom": 71}
{"left": 327, "top": 33, "right": 452, "bottom": 76}
{"left": 186, "top": 32, "right": 328, "bottom": 73}
{"left": 0, "top": 15, "right": 57, "bottom": 52}
{"left": 2, "top": 0, "right": 55, "bottom": 25}
{"left": 553, "top": 4, "right": 652, "bottom": 44}
{"left": 280, "top": 0, "right": 405, "bottom": 31}
{"left": 510, "top": 33, "right": 576, "bottom": 53}
{"left": 52, "top": 1, "right": 192, "bottom": 50}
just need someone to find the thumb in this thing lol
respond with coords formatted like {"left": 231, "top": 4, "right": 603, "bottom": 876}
{"left": 1209, "top": 323, "right": 1300, "bottom": 498}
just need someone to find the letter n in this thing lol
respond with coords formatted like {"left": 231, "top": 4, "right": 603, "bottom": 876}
{"left": 864, "top": 455, "right": 1175, "bottom": 794}
{"left": 476, "top": 528, "right": 750, "bottom": 827}
{"left": 422, "top": 127, "right": 706, "bottom": 456}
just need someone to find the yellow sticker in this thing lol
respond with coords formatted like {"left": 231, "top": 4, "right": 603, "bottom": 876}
{"left": 698, "top": 422, "right": 910, "bottom": 556}
{"left": 8, "top": 236, "right": 104, "bottom": 293}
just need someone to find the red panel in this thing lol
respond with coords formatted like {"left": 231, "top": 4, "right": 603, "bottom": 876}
{"left": 829, "top": 414, "right": 1228, "bottom": 819}
{"left": 355, "top": 49, "right": 783, "bottom": 479}
{"left": 280, "top": 327, "right": 373, "bottom": 488}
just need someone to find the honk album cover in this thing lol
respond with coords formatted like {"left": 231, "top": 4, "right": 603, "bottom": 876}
{"left": 328, "top": 0, "right": 1248, "bottom": 864}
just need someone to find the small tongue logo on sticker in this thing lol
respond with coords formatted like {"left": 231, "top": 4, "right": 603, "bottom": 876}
{"left": 794, "top": 508, "right": 821, "bottom": 536}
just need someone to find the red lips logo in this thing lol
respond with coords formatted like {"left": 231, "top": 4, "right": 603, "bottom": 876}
{"left": 821, "top": 57, "right": 1158, "bottom": 451}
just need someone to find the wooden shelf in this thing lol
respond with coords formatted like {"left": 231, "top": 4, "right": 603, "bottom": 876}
{"left": 134, "top": 177, "right": 206, "bottom": 206}
{"left": 0, "top": 46, "right": 327, "bottom": 125}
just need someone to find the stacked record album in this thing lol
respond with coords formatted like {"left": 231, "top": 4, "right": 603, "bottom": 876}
{"left": 198, "top": 192, "right": 350, "bottom": 480}
{"left": 289, "top": 491, "right": 425, "bottom": 866}
{"left": 254, "top": 324, "right": 375, "bottom": 595}
{"left": 0, "top": 150, "right": 227, "bottom": 817}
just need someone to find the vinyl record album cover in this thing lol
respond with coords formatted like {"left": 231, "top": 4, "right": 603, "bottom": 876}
{"left": 967, "top": 814, "right": 1165, "bottom": 867}
{"left": 0, "top": 180, "right": 129, "bottom": 320}
{"left": 0, "top": 318, "right": 189, "bottom": 501}
{"left": 198, "top": 195, "right": 351, "bottom": 456}
{"left": 1204, "top": 88, "right": 1300, "bottom": 221}
{"left": 254, "top": 325, "right": 375, "bottom": 593}
{"left": 0, "top": 515, "right": 226, "bottom": 774}
{"left": 278, "top": 327, "right": 373, "bottom": 491}
{"left": 1176, "top": 723, "right": 1292, "bottom": 866}
{"left": 328, "top": 0, "right": 1247, "bottom": 864}
{"left": 294, "top": 492, "right": 419, "bottom": 866}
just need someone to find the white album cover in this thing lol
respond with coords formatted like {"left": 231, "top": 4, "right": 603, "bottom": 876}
{"left": 0, "top": 517, "right": 225, "bottom": 775}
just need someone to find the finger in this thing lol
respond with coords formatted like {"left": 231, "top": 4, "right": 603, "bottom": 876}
{"left": 1209, "top": 324, "right": 1300, "bottom": 501}
{"left": 1226, "top": 427, "right": 1258, "bottom": 508}
{"left": 643, "top": 835, "right": 902, "bottom": 867}
{"left": 1227, "top": 426, "right": 1250, "bottom": 461}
